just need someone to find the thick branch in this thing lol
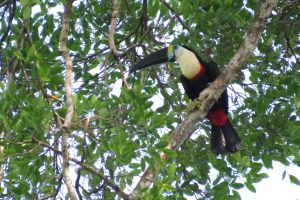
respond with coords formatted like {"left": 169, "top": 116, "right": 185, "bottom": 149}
{"left": 59, "top": 0, "right": 77, "bottom": 199}
{"left": 60, "top": 0, "right": 74, "bottom": 131}
{"left": 129, "top": 0, "right": 278, "bottom": 199}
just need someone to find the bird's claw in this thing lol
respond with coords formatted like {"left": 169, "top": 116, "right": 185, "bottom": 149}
{"left": 185, "top": 99, "right": 203, "bottom": 112}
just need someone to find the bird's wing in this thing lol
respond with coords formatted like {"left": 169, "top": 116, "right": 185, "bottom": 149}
{"left": 206, "top": 61, "right": 221, "bottom": 81}
{"left": 180, "top": 75, "right": 196, "bottom": 100}
{"left": 206, "top": 61, "right": 229, "bottom": 114}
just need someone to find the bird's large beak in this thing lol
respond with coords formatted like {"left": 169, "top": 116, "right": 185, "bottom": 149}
{"left": 129, "top": 46, "right": 175, "bottom": 74}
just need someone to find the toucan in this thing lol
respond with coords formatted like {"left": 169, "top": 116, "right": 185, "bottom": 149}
{"left": 130, "top": 45, "right": 241, "bottom": 154}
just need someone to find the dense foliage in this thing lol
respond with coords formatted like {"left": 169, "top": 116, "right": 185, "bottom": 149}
{"left": 0, "top": 0, "right": 299, "bottom": 199}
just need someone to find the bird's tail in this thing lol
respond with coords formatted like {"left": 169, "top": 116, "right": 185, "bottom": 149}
{"left": 211, "top": 125, "right": 226, "bottom": 154}
{"left": 211, "top": 120, "right": 241, "bottom": 154}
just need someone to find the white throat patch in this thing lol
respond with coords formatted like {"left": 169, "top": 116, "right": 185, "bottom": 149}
{"left": 174, "top": 47, "right": 201, "bottom": 79}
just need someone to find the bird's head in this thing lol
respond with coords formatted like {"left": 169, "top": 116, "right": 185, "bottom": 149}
{"left": 130, "top": 45, "right": 201, "bottom": 79}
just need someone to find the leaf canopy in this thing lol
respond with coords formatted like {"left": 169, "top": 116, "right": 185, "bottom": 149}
{"left": 0, "top": 0, "right": 299, "bottom": 199}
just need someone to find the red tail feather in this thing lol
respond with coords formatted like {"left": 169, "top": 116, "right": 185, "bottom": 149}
{"left": 207, "top": 109, "right": 227, "bottom": 126}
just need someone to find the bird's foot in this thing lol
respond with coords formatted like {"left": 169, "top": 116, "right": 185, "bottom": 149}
{"left": 185, "top": 100, "right": 203, "bottom": 112}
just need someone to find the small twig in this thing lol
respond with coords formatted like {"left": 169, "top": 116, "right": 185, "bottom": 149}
{"left": 7, "top": 17, "right": 29, "bottom": 82}
{"left": 3, "top": 145, "right": 40, "bottom": 160}
{"left": 74, "top": 116, "right": 90, "bottom": 200}
{"left": 161, "top": 0, "right": 190, "bottom": 31}
{"left": 116, "top": 59, "right": 129, "bottom": 89}
{"left": 47, "top": 93, "right": 65, "bottom": 105}
{"left": 278, "top": 0, "right": 300, "bottom": 68}
{"left": 283, "top": 31, "right": 300, "bottom": 67}
{"left": 52, "top": 174, "right": 64, "bottom": 200}
{"left": 0, "top": 132, "right": 5, "bottom": 182}
{"left": 0, "top": 0, "right": 15, "bottom": 44}
{"left": 0, "top": 0, "right": 12, "bottom": 7}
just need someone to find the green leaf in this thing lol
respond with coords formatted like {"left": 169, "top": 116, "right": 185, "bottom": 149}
{"left": 141, "top": 158, "right": 146, "bottom": 171}
{"left": 90, "top": 94, "right": 98, "bottom": 105}
{"left": 120, "top": 178, "right": 126, "bottom": 190}
{"left": 144, "top": 156, "right": 156, "bottom": 172}
{"left": 245, "top": 180, "right": 256, "bottom": 193}
{"left": 168, "top": 161, "right": 176, "bottom": 181}
{"left": 130, "top": 163, "right": 140, "bottom": 169}
{"left": 224, "top": 0, "right": 233, "bottom": 7}
{"left": 257, "top": 173, "right": 268, "bottom": 179}
{"left": 149, "top": 0, "right": 160, "bottom": 17}
{"left": 162, "top": 183, "right": 176, "bottom": 191}
{"left": 26, "top": 44, "right": 36, "bottom": 60}
{"left": 244, "top": 87, "right": 257, "bottom": 96}
{"left": 213, "top": 181, "right": 229, "bottom": 196}
{"left": 155, "top": 134, "right": 169, "bottom": 149}
{"left": 69, "top": 39, "right": 81, "bottom": 51}
{"left": 13, "top": 51, "right": 25, "bottom": 60}
{"left": 289, "top": 175, "right": 300, "bottom": 185}
{"left": 282, "top": 170, "right": 286, "bottom": 180}
{"left": 161, "top": 149, "right": 177, "bottom": 157}
{"left": 32, "top": 0, "right": 41, "bottom": 4}
{"left": 261, "top": 154, "right": 273, "bottom": 169}
{"left": 231, "top": 183, "right": 244, "bottom": 189}
{"left": 20, "top": 0, "right": 30, "bottom": 6}
{"left": 23, "top": 6, "right": 31, "bottom": 18}
{"left": 232, "top": 190, "right": 242, "bottom": 200}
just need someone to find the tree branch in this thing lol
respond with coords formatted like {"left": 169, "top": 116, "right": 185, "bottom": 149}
{"left": 6, "top": 17, "right": 28, "bottom": 82}
{"left": 108, "top": 0, "right": 141, "bottom": 58}
{"left": 32, "top": 137, "right": 129, "bottom": 200}
{"left": 129, "top": 0, "right": 278, "bottom": 199}
{"left": 161, "top": 0, "right": 190, "bottom": 31}
{"left": 0, "top": 132, "right": 5, "bottom": 182}
{"left": 0, "top": 0, "right": 16, "bottom": 44}
{"left": 60, "top": 0, "right": 75, "bottom": 131}
{"left": 108, "top": 0, "right": 123, "bottom": 57}
{"left": 279, "top": 0, "right": 300, "bottom": 68}
{"left": 59, "top": 0, "right": 77, "bottom": 199}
